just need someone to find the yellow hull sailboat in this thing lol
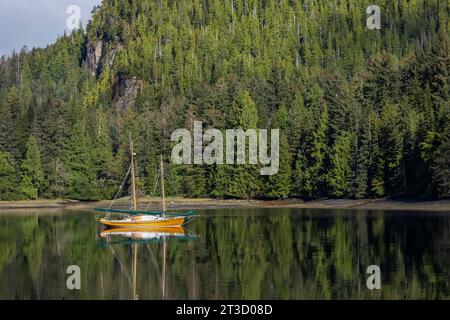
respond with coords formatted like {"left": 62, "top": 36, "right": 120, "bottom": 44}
{"left": 99, "top": 215, "right": 185, "bottom": 228}
{"left": 96, "top": 135, "right": 196, "bottom": 229}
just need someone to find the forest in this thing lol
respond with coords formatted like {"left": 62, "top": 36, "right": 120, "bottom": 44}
{"left": 0, "top": 0, "right": 449, "bottom": 201}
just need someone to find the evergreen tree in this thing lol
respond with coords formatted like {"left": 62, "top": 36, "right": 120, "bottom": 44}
{"left": 328, "top": 132, "right": 353, "bottom": 198}
{"left": 0, "top": 152, "right": 18, "bottom": 200}
{"left": 90, "top": 110, "right": 116, "bottom": 199}
{"left": 303, "top": 103, "right": 329, "bottom": 198}
{"left": 64, "top": 121, "right": 98, "bottom": 200}
{"left": 430, "top": 29, "right": 450, "bottom": 122}
{"left": 432, "top": 115, "right": 450, "bottom": 198}
{"left": 368, "top": 111, "right": 385, "bottom": 197}
{"left": 380, "top": 103, "right": 407, "bottom": 196}
{"left": 218, "top": 90, "right": 262, "bottom": 198}
{"left": 19, "top": 136, "right": 44, "bottom": 199}
{"left": 265, "top": 133, "right": 291, "bottom": 199}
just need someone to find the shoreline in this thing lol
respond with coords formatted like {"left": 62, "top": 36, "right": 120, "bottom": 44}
{"left": 0, "top": 197, "right": 450, "bottom": 212}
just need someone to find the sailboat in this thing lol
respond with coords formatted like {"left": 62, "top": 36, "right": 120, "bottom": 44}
{"left": 96, "top": 136, "right": 197, "bottom": 228}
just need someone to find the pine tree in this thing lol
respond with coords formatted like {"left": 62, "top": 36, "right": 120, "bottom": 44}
{"left": 64, "top": 121, "right": 98, "bottom": 200}
{"left": 308, "top": 103, "right": 329, "bottom": 197}
{"left": 218, "top": 90, "right": 262, "bottom": 198}
{"left": 348, "top": 76, "right": 369, "bottom": 199}
{"left": 0, "top": 101, "right": 13, "bottom": 153}
{"left": 368, "top": 111, "right": 385, "bottom": 197}
{"left": 328, "top": 132, "right": 353, "bottom": 198}
{"left": 0, "top": 152, "right": 18, "bottom": 200}
{"left": 380, "top": 103, "right": 406, "bottom": 196}
{"left": 432, "top": 112, "right": 450, "bottom": 198}
{"left": 90, "top": 110, "right": 116, "bottom": 198}
{"left": 265, "top": 133, "right": 291, "bottom": 199}
{"left": 352, "top": 130, "right": 369, "bottom": 199}
{"left": 52, "top": 158, "right": 69, "bottom": 198}
{"left": 1, "top": 87, "right": 27, "bottom": 159}
{"left": 430, "top": 29, "right": 450, "bottom": 122}
{"left": 19, "top": 136, "right": 44, "bottom": 199}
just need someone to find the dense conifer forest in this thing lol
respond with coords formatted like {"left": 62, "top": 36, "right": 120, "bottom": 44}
{"left": 0, "top": 0, "right": 449, "bottom": 201}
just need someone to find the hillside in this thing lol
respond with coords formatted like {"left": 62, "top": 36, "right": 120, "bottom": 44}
{"left": 0, "top": 0, "right": 449, "bottom": 201}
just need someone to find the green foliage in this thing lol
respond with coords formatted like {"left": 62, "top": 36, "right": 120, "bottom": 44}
{"left": 0, "top": 152, "right": 18, "bottom": 200}
{"left": 264, "top": 133, "right": 291, "bottom": 199}
{"left": 64, "top": 121, "right": 99, "bottom": 200}
{"left": 0, "top": 0, "right": 449, "bottom": 200}
{"left": 230, "top": 90, "right": 259, "bottom": 128}
{"left": 433, "top": 122, "right": 450, "bottom": 198}
{"left": 89, "top": 110, "right": 117, "bottom": 199}
{"left": 328, "top": 132, "right": 353, "bottom": 198}
{"left": 294, "top": 101, "right": 329, "bottom": 199}
{"left": 19, "top": 136, "right": 44, "bottom": 199}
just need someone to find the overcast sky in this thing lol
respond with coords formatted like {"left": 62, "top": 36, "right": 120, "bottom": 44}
{"left": 0, "top": 0, "right": 102, "bottom": 55}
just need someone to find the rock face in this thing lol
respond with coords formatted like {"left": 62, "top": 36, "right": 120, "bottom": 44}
{"left": 86, "top": 40, "right": 139, "bottom": 112}
{"left": 103, "top": 44, "right": 122, "bottom": 71}
{"left": 87, "top": 41, "right": 103, "bottom": 76}
{"left": 114, "top": 77, "right": 143, "bottom": 112}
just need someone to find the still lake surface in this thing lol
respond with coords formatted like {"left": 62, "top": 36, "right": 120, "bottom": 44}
{"left": 0, "top": 208, "right": 450, "bottom": 300}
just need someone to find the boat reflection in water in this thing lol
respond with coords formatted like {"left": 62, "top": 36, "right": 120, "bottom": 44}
{"left": 98, "top": 226, "right": 198, "bottom": 300}
{"left": 99, "top": 227, "right": 191, "bottom": 243}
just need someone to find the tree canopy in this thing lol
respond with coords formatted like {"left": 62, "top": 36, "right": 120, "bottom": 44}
{"left": 0, "top": 0, "right": 449, "bottom": 200}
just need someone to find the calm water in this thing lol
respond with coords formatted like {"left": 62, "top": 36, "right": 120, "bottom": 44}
{"left": 1, "top": 208, "right": 450, "bottom": 300}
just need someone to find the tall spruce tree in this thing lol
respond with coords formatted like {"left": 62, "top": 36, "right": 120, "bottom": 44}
{"left": 64, "top": 121, "right": 98, "bottom": 200}
{"left": 432, "top": 113, "right": 450, "bottom": 198}
{"left": 19, "top": 136, "right": 44, "bottom": 199}
{"left": 0, "top": 152, "right": 18, "bottom": 200}
{"left": 328, "top": 132, "right": 353, "bottom": 198}
{"left": 264, "top": 106, "right": 292, "bottom": 199}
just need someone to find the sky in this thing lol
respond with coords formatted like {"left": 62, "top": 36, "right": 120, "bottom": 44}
{"left": 0, "top": 0, "right": 102, "bottom": 55}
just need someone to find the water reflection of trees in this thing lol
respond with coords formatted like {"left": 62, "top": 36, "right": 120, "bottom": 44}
{"left": 0, "top": 209, "right": 449, "bottom": 299}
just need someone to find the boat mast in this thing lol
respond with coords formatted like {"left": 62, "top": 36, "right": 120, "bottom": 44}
{"left": 131, "top": 135, "right": 138, "bottom": 300}
{"left": 160, "top": 155, "right": 167, "bottom": 299}
{"left": 130, "top": 134, "right": 137, "bottom": 211}
{"left": 160, "top": 154, "right": 166, "bottom": 215}
{"left": 162, "top": 239, "right": 167, "bottom": 299}
{"left": 133, "top": 242, "right": 138, "bottom": 300}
